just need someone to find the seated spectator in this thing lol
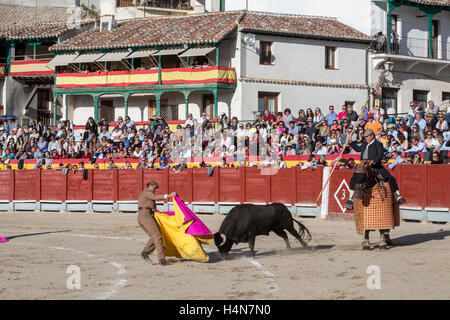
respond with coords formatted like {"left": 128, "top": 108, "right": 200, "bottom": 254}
{"left": 388, "top": 150, "right": 404, "bottom": 170}
{"left": 313, "top": 139, "right": 328, "bottom": 155}
{"left": 301, "top": 155, "right": 317, "bottom": 170}
{"left": 172, "top": 158, "right": 187, "bottom": 173}
{"left": 364, "top": 113, "right": 382, "bottom": 135}
{"left": 412, "top": 112, "right": 427, "bottom": 132}
{"left": 406, "top": 137, "right": 425, "bottom": 153}
{"left": 412, "top": 153, "right": 423, "bottom": 165}
{"left": 430, "top": 151, "right": 444, "bottom": 164}
{"left": 106, "top": 159, "right": 117, "bottom": 170}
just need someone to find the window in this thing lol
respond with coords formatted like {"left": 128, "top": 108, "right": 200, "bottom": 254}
{"left": 325, "top": 46, "right": 336, "bottom": 69}
{"left": 381, "top": 88, "right": 398, "bottom": 113}
{"left": 345, "top": 101, "right": 355, "bottom": 109}
{"left": 413, "top": 90, "right": 429, "bottom": 109}
{"left": 202, "top": 94, "right": 214, "bottom": 117}
{"left": 442, "top": 92, "right": 450, "bottom": 102}
{"left": 432, "top": 20, "right": 439, "bottom": 59}
{"left": 260, "top": 41, "right": 273, "bottom": 65}
{"left": 391, "top": 15, "right": 398, "bottom": 33}
{"left": 99, "top": 100, "right": 115, "bottom": 123}
{"left": 258, "top": 92, "right": 278, "bottom": 114}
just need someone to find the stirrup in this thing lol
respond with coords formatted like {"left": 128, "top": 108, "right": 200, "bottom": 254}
{"left": 396, "top": 195, "right": 406, "bottom": 205}
{"left": 345, "top": 199, "right": 354, "bottom": 210}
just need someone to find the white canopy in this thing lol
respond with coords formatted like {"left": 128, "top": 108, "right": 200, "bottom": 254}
{"left": 96, "top": 51, "right": 130, "bottom": 62}
{"left": 152, "top": 48, "right": 186, "bottom": 56}
{"left": 71, "top": 53, "right": 106, "bottom": 63}
{"left": 47, "top": 54, "right": 79, "bottom": 66}
{"left": 127, "top": 49, "right": 158, "bottom": 59}
{"left": 179, "top": 47, "right": 215, "bottom": 57}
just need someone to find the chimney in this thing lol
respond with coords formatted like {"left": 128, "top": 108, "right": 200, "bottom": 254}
{"left": 99, "top": 0, "right": 118, "bottom": 31}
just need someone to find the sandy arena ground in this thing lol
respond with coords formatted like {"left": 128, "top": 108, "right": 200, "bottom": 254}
{"left": 0, "top": 211, "right": 449, "bottom": 300}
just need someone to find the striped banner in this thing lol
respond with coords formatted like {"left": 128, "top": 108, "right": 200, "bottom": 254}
{"left": 56, "top": 70, "right": 159, "bottom": 88}
{"left": 55, "top": 67, "right": 236, "bottom": 89}
{"left": 161, "top": 66, "right": 236, "bottom": 84}
{"left": 10, "top": 60, "right": 54, "bottom": 76}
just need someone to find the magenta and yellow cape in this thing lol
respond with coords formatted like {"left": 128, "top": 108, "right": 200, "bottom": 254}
{"left": 154, "top": 196, "right": 213, "bottom": 262}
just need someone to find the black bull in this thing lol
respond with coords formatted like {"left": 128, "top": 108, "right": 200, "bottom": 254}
{"left": 214, "top": 203, "right": 312, "bottom": 258}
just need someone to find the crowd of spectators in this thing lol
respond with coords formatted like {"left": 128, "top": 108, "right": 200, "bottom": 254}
{"left": 1, "top": 99, "right": 449, "bottom": 171}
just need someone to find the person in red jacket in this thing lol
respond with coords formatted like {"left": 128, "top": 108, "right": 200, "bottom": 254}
{"left": 263, "top": 109, "right": 275, "bottom": 122}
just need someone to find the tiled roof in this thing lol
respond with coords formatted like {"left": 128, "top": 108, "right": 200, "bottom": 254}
{"left": 0, "top": 4, "right": 93, "bottom": 40}
{"left": 240, "top": 12, "right": 371, "bottom": 42}
{"left": 407, "top": 0, "right": 450, "bottom": 6}
{"left": 51, "top": 11, "right": 245, "bottom": 52}
{"left": 51, "top": 10, "right": 371, "bottom": 52}
{"left": 240, "top": 77, "right": 369, "bottom": 89}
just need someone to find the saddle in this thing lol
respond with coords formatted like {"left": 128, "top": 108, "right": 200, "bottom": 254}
{"left": 353, "top": 160, "right": 387, "bottom": 201}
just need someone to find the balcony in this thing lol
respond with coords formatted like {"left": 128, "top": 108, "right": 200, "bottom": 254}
{"left": 370, "top": 36, "right": 450, "bottom": 75}
{"left": 116, "top": 0, "right": 193, "bottom": 11}
{"left": 54, "top": 66, "right": 236, "bottom": 90}
{"left": 10, "top": 60, "right": 55, "bottom": 77}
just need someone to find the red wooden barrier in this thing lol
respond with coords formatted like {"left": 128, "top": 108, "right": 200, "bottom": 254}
{"left": 66, "top": 170, "right": 91, "bottom": 201}
{"left": 0, "top": 170, "right": 12, "bottom": 200}
{"left": 117, "top": 169, "right": 142, "bottom": 201}
{"left": 169, "top": 169, "right": 193, "bottom": 203}
{"left": 192, "top": 168, "right": 218, "bottom": 202}
{"left": 40, "top": 170, "right": 65, "bottom": 201}
{"left": 143, "top": 169, "right": 169, "bottom": 201}
{"left": 245, "top": 167, "right": 270, "bottom": 203}
{"left": 426, "top": 164, "right": 449, "bottom": 209}
{"left": 92, "top": 170, "right": 114, "bottom": 201}
{"left": 398, "top": 165, "right": 427, "bottom": 209}
{"left": 296, "top": 166, "right": 324, "bottom": 205}
{"left": 219, "top": 167, "right": 241, "bottom": 203}
{"left": 270, "top": 168, "right": 294, "bottom": 204}
{"left": 5, "top": 165, "right": 448, "bottom": 212}
{"left": 14, "top": 170, "right": 39, "bottom": 201}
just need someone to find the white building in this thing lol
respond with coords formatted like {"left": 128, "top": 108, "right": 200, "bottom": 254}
{"left": 208, "top": 0, "right": 450, "bottom": 114}
{"left": 46, "top": 9, "right": 370, "bottom": 125}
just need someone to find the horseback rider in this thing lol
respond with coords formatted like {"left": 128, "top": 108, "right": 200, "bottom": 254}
{"left": 345, "top": 129, "right": 406, "bottom": 210}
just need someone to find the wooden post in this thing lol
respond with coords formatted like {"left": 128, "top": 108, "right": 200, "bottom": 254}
{"left": 292, "top": 167, "right": 297, "bottom": 206}
{"left": 215, "top": 167, "right": 220, "bottom": 204}
{"left": 9, "top": 170, "right": 14, "bottom": 203}
{"left": 240, "top": 166, "right": 246, "bottom": 204}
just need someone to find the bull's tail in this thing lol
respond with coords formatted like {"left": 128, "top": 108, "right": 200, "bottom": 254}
{"left": 214, "top": 232, "right": 224, "bottom": 248}
{"left": 293, "top": 219, "right": 312, "bottom": 243}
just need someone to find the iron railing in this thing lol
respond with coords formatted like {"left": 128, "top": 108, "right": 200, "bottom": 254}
{"left": 370, "top": 36, "right": 450, "bottom": 60}
{"left": 117, "top": 0, "right": 193, "bottom": 10}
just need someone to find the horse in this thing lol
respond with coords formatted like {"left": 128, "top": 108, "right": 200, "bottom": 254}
{"left": 352, "top": 161, "right": 399, "bottom": 250}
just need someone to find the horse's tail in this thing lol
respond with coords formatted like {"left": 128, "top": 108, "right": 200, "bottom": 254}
{"left": 293, "top": 219, "right": 312, "bottom": 243}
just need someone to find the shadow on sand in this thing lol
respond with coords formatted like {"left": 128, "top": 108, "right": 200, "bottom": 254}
{"left": 4, "top": 230, "right": 72, "bottom": 241}
{"left": 391, "top": 230, "right": 450, "bottom": 247}
{"left": 208, "top": 244, "right": 335, "bottom": 262}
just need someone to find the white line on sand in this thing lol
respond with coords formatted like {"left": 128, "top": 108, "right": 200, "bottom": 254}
{"left": 48, "top": 245, "right": 127, "bottom": 300}
{"left": 243, "top": 256, "right": 279, "bottom": 294}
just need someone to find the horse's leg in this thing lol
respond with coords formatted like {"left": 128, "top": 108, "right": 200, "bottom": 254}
{"left": 362, "top": 230, "right": 370, "bottom": 250}
{"left": 379, "top": 229, "right": 388, "bottom": 250}
{"left": 248, "top": 235, "right": 256, "bottom": 258}
{"left": 286, "top": 225, "right": 309, "bottom": 248}
{"left": 273, "top": 229, "right": 291, "bottom": 250}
